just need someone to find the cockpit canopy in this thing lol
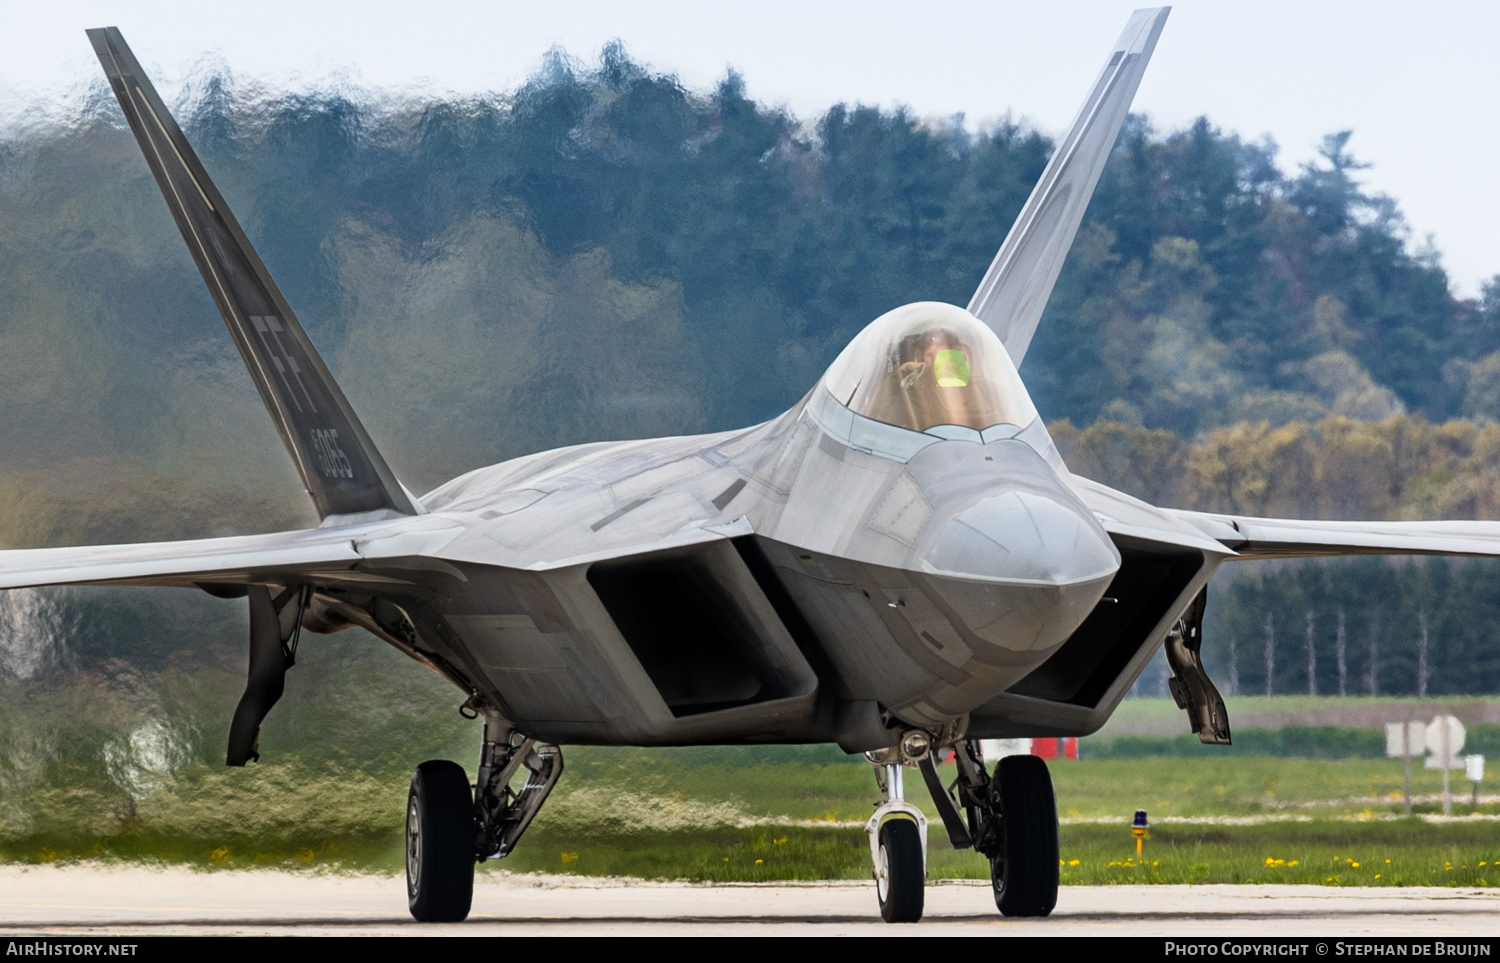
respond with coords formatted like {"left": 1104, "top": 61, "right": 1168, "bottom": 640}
{"left": 823, "top": 302, "right": 1039, "bottom": 434}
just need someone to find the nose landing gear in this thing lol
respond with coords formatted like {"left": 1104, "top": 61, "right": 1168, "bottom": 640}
{"left": 865, "top": 738, "right": 1059, "bottom": 923}
{"left": 865, "top": 761, "right": 928, "bottom": 923}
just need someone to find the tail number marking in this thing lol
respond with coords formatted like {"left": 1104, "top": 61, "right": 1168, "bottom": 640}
{"left": 310, "top": 428, "right": 355, "bottom": 479}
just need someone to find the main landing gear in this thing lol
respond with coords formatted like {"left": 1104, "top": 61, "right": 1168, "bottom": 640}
{"left": 985, "top": 754, "right": 1060, "bottom": 917}
{"left": 404, "top": 713, "right": 564, "bottom": 923}
{"left": 865, "top": 736, "right": 1058, "bottom": 923}
{"left": 406, "top": 760, "right": 475, "bottom": 922}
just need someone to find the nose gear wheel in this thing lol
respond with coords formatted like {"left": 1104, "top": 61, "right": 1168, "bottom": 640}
{"left": 876, "top": 819, "right": 924, "bottom": 923}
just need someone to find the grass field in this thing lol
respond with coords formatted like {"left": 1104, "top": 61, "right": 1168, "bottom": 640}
{"left": 8, "top": 742, "right": 1498, "bottom": 887}
{"left": 504, "top": 750, "right": 1500, "bottom": 886}
{"left": 500, "top": 820, "right": 1500, "bottom": 887}
{"left": 7, "top": 676, "right": 1497, "bottom": 885}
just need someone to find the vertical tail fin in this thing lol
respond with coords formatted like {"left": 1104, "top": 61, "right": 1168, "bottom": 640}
{"left": 87, "top": 27, "right": 417, "bottom": 520}
{"left": 967, "top": 7, "right": 1170, "bottom": 367}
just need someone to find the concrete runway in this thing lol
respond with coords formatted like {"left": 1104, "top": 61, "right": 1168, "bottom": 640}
{"left": 1, "top": 866, "right": 1497, "bottom": 936}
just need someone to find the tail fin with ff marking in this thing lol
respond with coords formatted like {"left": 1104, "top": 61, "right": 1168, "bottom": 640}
{"left": 87, "top": 27, "right": 417, "bottom": 521}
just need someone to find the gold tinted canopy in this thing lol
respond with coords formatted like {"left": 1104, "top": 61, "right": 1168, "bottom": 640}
{"left": 823, "top": 303, "right": 1039, "bottom": 434}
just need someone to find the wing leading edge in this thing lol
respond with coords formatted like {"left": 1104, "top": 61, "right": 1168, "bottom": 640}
{"left": 0, "top": 528, "right": 364, "bottom": 593}
{"left": 968, "top": 7, "right": 1169, "bottom": 367}
{"left": 1167, "top": 509, "right": 1500, "bottom": 561}
{"left": 87, "top": 28, "right": 416, "bottom": 521}
{"left": 1070, "top": 474, "right": 1500, "bottom": 561}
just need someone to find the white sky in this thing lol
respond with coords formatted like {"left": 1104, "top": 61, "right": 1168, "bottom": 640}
{"left": 2, "top": 0, "right": 1496, "bottom": 297}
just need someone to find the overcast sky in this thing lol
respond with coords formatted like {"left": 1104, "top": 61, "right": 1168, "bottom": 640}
{"left": 3, "top": 0, "right": 1496, "bottom": 297}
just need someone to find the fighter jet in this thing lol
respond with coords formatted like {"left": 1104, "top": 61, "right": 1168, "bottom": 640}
{"left": 5, "top": 7, "right": 1497, "bottom": 925}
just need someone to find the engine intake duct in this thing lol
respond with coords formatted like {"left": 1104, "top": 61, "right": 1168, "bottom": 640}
{"left": 1005, "top": 538, "right": 1202, "bottom": 707}
{"left": 588, "top": 545, "right": 814, "bottom": 718}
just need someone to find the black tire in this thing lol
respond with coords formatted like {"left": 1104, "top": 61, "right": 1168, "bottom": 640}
{"left": 989, "top": 754, "right": 1059, "bottom": 918}
{"left": 406, "top": 760, "right": 476, "bottom": 922}
{"left": 875, "top": 818, "right": 924, "bottom": 923}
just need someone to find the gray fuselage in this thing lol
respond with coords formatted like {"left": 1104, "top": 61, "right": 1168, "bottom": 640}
{"left": 339, "top": 364, "right": 1195, "bottom": 752}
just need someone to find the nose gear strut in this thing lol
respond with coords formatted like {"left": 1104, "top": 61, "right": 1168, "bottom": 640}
{"left": 864, "top": 752, "right": 928, "bottom": 923}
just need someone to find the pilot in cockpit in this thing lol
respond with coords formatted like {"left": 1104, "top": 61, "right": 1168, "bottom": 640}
{"left": 894, "top": 326, "right": 973, "bottom": 391}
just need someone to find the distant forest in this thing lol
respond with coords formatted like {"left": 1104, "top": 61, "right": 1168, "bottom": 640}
{"left": 3, "top": 47, "right": 1500, "bottom": 696}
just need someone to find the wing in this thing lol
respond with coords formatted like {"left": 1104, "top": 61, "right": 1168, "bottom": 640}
{"left": 87, "top": 28, "right": 416, "bottom": 521}
{"left": 0, "top": 518, "right": 470, "bottom": 593}
{"left": 1067, "top": 474, "right": 1500, "bottom": 560}
{"left": 968, "top": 7, "right": 1169, "bottom": 366}
{"left": 1165, "top": 508, "right": 1500, "bottom": 561}
{"left": 0, "top": 530, "right": 358, "bottom": 592}
{"left": 1064, "top": 474, "right": 1226, "bottom": 554}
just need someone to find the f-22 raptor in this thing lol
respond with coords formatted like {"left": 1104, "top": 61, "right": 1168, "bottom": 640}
{"left": 4, "top": 8, "right": 1494, "bottom": 923}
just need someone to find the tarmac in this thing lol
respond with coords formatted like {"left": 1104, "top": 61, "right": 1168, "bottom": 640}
{"left": 2, "top": 866, "right": 1498, "bottom": 936}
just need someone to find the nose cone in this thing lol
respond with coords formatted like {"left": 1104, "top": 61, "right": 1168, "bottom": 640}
{"left": 925, "top": 489, "right": 1119, "bottom": 586}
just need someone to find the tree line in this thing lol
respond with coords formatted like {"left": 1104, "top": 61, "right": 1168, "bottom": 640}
{"left": 1055, "top": 414, "right": 1500, "bottom": 523}
{"left": 1189, "top": 555, "right": 1500, "bottom": 698}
